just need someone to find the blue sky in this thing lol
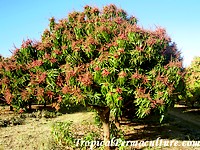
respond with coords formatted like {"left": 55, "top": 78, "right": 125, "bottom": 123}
{"left": 0, "top": 0, "right": 199, "bottom": 67}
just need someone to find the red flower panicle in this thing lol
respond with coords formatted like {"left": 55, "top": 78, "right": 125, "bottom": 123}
{"left": 58, "top": 95, "right": 62, "bottom": 103}
{"left": 46, "top": 91, "right": 54, "bottom": 99}
{"left": 94, "top": 66, "right": 101, "bottom": 71}
{"left": 118, "top": 71, "right": 127, "bottom": 78}
{"left": 21, "top": 39, "right": 32, "bottom": 48}
{"left": 113, "top": 53, "right": 119, "bottom": 59}
{"left": 102, "top": 69, "right": 110, "bottom": 77}
{"left": 19, "top": 108, "right": 24, "bottom": 113}
{"left": 62, "top": 86, "right": 71, "bottom": 94}
{"left": 44, "top": 53, "right": 51, "bottom": 59}
{"left": 116, "top": 87, "right": 122, "bottom": 94}
{"left": 54, "top": 49, "right": 62, "bottom": 55}
{"left": 38, "top": 72, "right": 47, "bottom": 83}
{"left": 114, "top": 17, "right": 123, "bottom": 24}
{"left": 50, "top": 58, "right": 57, "bottom": 63}
{"left": 118, "top": 96, "right": 123, "bottom": 101}
{"left": 78, "top": 72, "right": 93, "bottom": 86}
{"left": 36, "top": 87, "right": 44, "bottom": 98}
{"left": 21, "top": 90, "right": 29, "bottom": 100}
{"left": 56, "top": 75, "right": 63, "bottom": 87}
{"left": 131, "top": 71, "right": 142, "bottom": 79}
{"left": 5, "top": 89, "right": 12, "bottom": 104}
{"left": 118, "top": 48, "right": 125, "bottom": 54}
{"left": 30, "top": 60, "right": 43, "bottom": 68}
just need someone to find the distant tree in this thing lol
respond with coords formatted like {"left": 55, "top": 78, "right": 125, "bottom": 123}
{"left": 0, "top": 5, "right": 184, "bottom": 149}
{"left": 0, "top": 55, "right": 5, "bottom": 104}
{"left": 185, "top": 56, "right": 200, "bottom": 107}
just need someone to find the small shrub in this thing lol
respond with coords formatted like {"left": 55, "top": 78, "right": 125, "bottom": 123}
{"left": 0, "top": 116, "right": 24, "bottom": 127}
{"left": 51, "top": 121, "right": 103, "bottom": 149}
{"left": 51, "top": 121, "right": 76, "bottom": 148}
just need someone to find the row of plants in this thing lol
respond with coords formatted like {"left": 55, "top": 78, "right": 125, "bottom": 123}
{"left": 0, "top": 4, "right": 199, "bottom": 149}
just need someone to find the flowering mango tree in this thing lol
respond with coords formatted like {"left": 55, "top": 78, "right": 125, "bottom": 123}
{"left": 0, "top": 5, "right": 184, "bottom": 149}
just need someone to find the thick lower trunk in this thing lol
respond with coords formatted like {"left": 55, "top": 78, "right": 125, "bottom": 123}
{"left": 114, "top": 116, "right": 120, "bottom": 129}
{"left": 88, "top": 105, "right": 111, "bottom": 150}
{"left": 100, "top": 108, "right": 110, "bottom": 150}
{"left": 28, "top": 102, "right": 32, "bottom": 110}
{"left": 10, "top": 105, "right": 13, "bottom": 111}
{"left": 44, "top": 101, "right": 46, "bottom": 108}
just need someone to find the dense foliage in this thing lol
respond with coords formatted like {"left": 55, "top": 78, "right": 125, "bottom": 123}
{"left": 0, "top": 4, "right": 184, "bottom": 149}
{"left": 184, "top": 57, "right": 200, "bottom": 107}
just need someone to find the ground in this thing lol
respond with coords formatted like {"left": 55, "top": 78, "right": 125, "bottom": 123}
{"left": 0, "top": 104, "right": 200, "bottom": 150}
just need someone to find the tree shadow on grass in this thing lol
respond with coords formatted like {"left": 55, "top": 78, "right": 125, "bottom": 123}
{"left": 121, "top": 110, "right": 200, "bottom": 142}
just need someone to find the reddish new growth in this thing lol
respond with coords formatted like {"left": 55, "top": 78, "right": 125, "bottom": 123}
{"left": 136, "top": 46, "right": 144, "bottom": 52}
{"left": 118, "top": 96, "right": 123, "bottom": 101}
{"left": 62, "top": 86, "right": 71, "bottom": 94}
{"left": 0, "top": 61, "right": 2, "bottom": 70}
{"left": 142, "top": 75, "right": 149, "bottom": 84}
{"left": 156, "top": 73, "right": 168, "bottom": 86}
{"left": 78, "top": 72, "right": 93, "bottom": 86}
{"left": 52, "top": 103, "right": 60, "bottom": 111}
{"left": 135, "top": 87, "right": 148, "bottom": 99}
{"left": 38, "top": 72, "right": 47, "bottom": 83}
{"left": 118, "top": 48, "right": 125, "bottom": 54}
{"left": 151, "top": 98, "right": 164, "bottom": 108}
{"left": 21, "top": 39, "right": 32, "bottom": 48}
{"left": 58, "top": 95, "right": 62, "bottom": 103}
{"left": 113, "top": 53, "right": 119, "bottom": 59}
{"left": 118, "top": 33, "right": 127, "bottom": 40}
{"left": 116, "top": 87, "right": 122, "bottom": 94}
{"left": 102, "top": 69, "right": 110, "bottom": 77}
{"left": 164, "top": 61, "right": 182, "bottom": 69}
{"left": 54, "top": 49, "right": 62, "bottom": 55}
{"left": 65, "top": 70, "right": 76, "bottom": 82}
{"left": 30, "top": 60, "right": 43, "bottom": 68}
{"left": 155, "top": 99, "right": 164, "bottom": 105}
{"left": 91, "top": 7, "right": 99, "bottom": 14}
{"left": 154, "top": 27, "right": 170, "bottom": 41}
{"left": 114, "top": 17, "right": 123, "bottom": 24}
{"left": 19, "top": 108, "right": 24, "bottom": 113}
{"left": 43, "top": 53, "right": 51, "bottom": 59}
{"left": 21, "top": 90, "right": 29, "bottom": 100}
{"left": 12, "top": 48, "right": 20, "bottom": 56}
{"left": 85, "top": 36, "right": 97, "bottom": 46}
{"left": 1, "top": 77, "right": 9, "bottom": 84}
{"left": 36, "top": 87, "right": 44, "bottom": 98}
{"left": 5, "top": 89, "right": 12, "bottom": 104}
{"left": 118, "top": 71, "right": 127, "bottom": 78}
{"left": 49, "top": 58, "right": 57, "bottom": 63}
{"left": 131, "top": 70, "right": 142, "bottom": 79}
{"left": 146, "top": 37, "right": 157, "bottom": 46}
{"left": 46, "top": 91, "right": 54, "bottom": 99}
{"left": 94, "top": 66, "right": 101, "bottom": 71}
{"left": 56, "top": 75, "right": 63, "bottom": 87}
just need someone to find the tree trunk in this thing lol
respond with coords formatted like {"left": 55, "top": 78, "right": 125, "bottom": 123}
{"left": 99, "top": 107, "right": 110, "bottom": 150}
{"left": 10, "top": 105, "right": 13, "bottom": 111}
{"left": 114, "top": 116, "right": 120, "bottom": 129}
{"left": 28, "top": 102, "right": 32, "bottom": 110}
{"left": 44, "top": 100, "right": 46, "bottom": 108}
{"left": 87, "top": 105, "right": 111, "bottom": 150}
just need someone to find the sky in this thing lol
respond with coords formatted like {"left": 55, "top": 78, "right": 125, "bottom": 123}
{"left": 0, "top": 0, "right": 199, "bottom": 67}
